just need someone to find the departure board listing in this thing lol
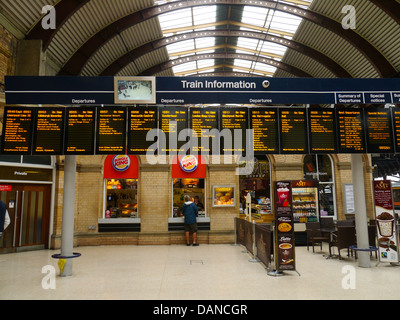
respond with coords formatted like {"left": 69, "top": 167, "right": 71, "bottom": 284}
{"left": 392, "top": 109, "right": 400, "bottom": 153}
{"left": 33, "top": 108, "right": 65, "bottom": 155}
{"left": 159, "top": 107, "right": 188, "bottom": 153}
{"left": 336, "top": 109, "right": 365, "bottom": 153}
{"left": 365, "top": 109, "right": 394, "bottom": 154}
{"left": 220, "top": 108, "right": 248, "bottom": 154}
{"left": 251, "top": 108, "right": 278, "bottom": 154}
{"left": 190, "top": 108, "right": 219, "bottom": 153}
{"left": 96, "top": 108, "right": 126, "bottom": 154}
{"left": 1, "top": 107, "right": 33, "bottom": 154}
{"left": 308, "top": 108, "right": 337, "bottom": 153}
{"left": 128, "top": 107, "right": 158, "bottom": 154}
{"left": 65, "top": 108, "right": 95, "bottom": 155}
{"left": 279, "top": 109, "right": 308, "bottom": 154}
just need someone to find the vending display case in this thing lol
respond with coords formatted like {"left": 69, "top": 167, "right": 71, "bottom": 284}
{"left": 291, "top": 180, "right": 319, "bottom": 223}
{"left": 213, "top": 186, "right": 236, "bottom": 207}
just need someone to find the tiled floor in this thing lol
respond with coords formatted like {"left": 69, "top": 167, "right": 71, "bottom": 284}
{"left": 0, "top": 244, "right": 399, "bottom": 300}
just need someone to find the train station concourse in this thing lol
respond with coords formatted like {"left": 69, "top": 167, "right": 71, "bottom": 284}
{"left": 1, "top": 0, "right": 400, "bottom": 304}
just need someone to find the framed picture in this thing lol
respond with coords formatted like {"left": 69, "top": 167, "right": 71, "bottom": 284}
{"left": 114, "top": 76, "right": 156, "bottom": 104}
{"left": 213, "top": 185, "right": 236, "bottom": 207}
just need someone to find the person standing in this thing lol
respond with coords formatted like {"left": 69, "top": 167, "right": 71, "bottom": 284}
{"left": 0, "top": 200, "right": 10, "bottom": 238}
{"left": 182, "top": 195, "right": 199, "bottom": 246}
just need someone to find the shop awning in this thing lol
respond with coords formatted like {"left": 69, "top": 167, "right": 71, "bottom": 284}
{"left": 172, "top": 155, "right": 206, "bottom": 179}
{"left": 104, "top": 155, "right": 139, "bottom": 179}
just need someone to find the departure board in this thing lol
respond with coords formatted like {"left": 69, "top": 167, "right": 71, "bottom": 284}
{"left": 128, "top": 106, "right": 158, "bottom": 154}
{"left": 392, "top": 108, "right": 400, "bottom": 153}
{"left": 96, "top": 107, "right": 126, "bottom": 154}
{"left": 279, "top": 108, "right": 308, "bottom": 154}
{"left": 336, "top": 109, "right": 365, "bottom": 153}
{"left": 364, "top": 109, "right": 394, "bottom": 154}
{"left": 308, "top": 108, "right": 337, "bottom": 154}
{"left": 250, "top": 108, "right": 278, "bottom": 154}
{"left": 33, "top": 108, "right": 65, "bottom": 155}
{"left": 159, "top": 107, "right": 188, "bottom": 153}
{"left": 65, "top": 107, "right": 96, "bottom": 155}
{"left": 220, "top": 107, "right": 248, "bottom": 154}
{"left": 190, "top": 107, "right": 219, "bottom": 154}
{"left": 1, "top": 107, "right": 33, "bottom": 154}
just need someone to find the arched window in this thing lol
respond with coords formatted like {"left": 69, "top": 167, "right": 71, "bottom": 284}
{"left": 239, "top": 156, "right": 272, "bottom": 219}
{"left": 303, "top": 155, "right": 337, "bottom": 219}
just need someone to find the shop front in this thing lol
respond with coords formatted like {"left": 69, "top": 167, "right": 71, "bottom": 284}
{"left": 170, "top": 155, "right": 210, "bottom": 231}
{"left": 99, "top": 155, "right": 140, "bottom": 232}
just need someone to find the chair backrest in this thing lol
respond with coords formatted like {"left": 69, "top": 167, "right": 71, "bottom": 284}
{"left": 368, "top": 225, "right": 377, "bottom": 247}
{"left": 320, "top": 217, "right": 334, "bottom": 229}
{"left": 337, "top": 220, "right": 354, "bottom": 227}
{"left": 337, "top": 226, "right": 356, "bottom": 249}
{"left": 306, "top": 222, "right": 322, "bottom": 236}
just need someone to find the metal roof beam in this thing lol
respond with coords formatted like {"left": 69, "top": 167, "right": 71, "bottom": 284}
{"left": 26, "top": 0, "right": 90, "bottom": 50}
{"left": 100, "top": 29, "right": 350, "bottom": 78}
{"left": 137, "top": 52, "right": 312, "bottom": 77}
{"left": 55, "top": 0, "right": 395, "bottom": 77}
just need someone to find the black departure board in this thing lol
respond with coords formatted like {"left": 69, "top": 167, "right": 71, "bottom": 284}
{"left": 308, "top": 108, "right": 337, "bottom": 154}
{"left": 250, "top": 108, "right": 278, "bottom": 154}
{"left": 159, "top": 107, "right": 188, "bottom": 153}
{"left": 65, "top": 107, "right": 96, "bottom": 155}
{"left": 365, "top": 108, "right": 394, "bottom": 154}
{"left": 1, "top": 107, "right": 33, "bottom": 154}
{"left": 190, "top": 107, "right": 219, "bottom": 154}
{"left": 33, "top": 108, "right": 65, "bottom": 155}
{"left": 96, "top": 107, "right": 126, "bottom": 154}
{"left": 279, "top": 108, "right": 308, "bottom": 154}
{"left": 336, "top": 109, "right": 365, "bottom": 153}
{"left": 392, "top": 108, "right": 400, "bottom": 153}
{"left": 128, "top": 106, "right": 158, "bottom": 154}
{"left": 220, "top": 107, "right": 248, "bottom": 154}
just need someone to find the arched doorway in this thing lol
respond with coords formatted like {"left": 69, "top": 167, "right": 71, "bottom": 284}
{"left": 303, "top": 155, "right": 337, "bottom": 220}
{"left": 239, "top": 156, "right": 272, "bottom": 222}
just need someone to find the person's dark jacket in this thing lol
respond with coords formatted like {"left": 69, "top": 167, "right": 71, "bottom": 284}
{"left": 182, "top": 201, "right": 198, "bottom": 225}
{"left": 0, "top": 200, "right": 6, "bottom": 233}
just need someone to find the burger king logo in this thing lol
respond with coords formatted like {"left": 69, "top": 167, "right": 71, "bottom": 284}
{"left": 112, "top": 155, "right": 131, "bottom": 172}
{"left": 180, "top": 155, "right": 198, "bottom": 173}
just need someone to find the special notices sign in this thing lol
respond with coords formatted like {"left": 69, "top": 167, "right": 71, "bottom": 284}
{"left": 275, "top": 181, "right": 296, "bottom": 272}
{"left": 373, "top": 180, "right": 399, "bottom": 263}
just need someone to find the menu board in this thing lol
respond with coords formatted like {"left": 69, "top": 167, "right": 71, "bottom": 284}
{"left": 392, "top": 108, "right": 400, "bottom": 153}
{"left": 190, "top": 107, "right": 219, "bottom": 154}
{"left": 220, "top": 107, "right": 248, "bottom": 154}
{"left": 373, "top": 180, "right": 399, "bottom": 263}
{"left": 279, "top": 108, "right": 308, "bottom": 154}
{"left": 96, "top": 107, "right": 126, "bottom": 154}
{"left": 1, "top": 107, "right": 33, "bottom": 154}
{"left": 336, "top": 109, "right": 365, "bottom": 153}
{"left": 159, "top": 107, "right": 188, "bottom": 153}
{"left": 65, "top": 107, "right": 95, "bottom": 155}
{"left": 250, "top": 108, "right": 278, "bottom": 154}
{"left": 128, "top": 107, "right": 158, "bottom": 154}
{"left": 33, "top": 108, "right": 65, "bottom": 155}
{"left": 365, "top": 109, "right": 394, "bottom": 154}
{"left": 275, "top": 181, "right": 296, "bottom": 272}
{"left": 308, "top": 108, "right": 337, "bottom": 154}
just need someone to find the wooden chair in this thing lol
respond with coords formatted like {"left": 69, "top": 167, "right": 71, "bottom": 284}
{"left": 306, "top": 222, "right": 330, "bottom": 253}
{"left": 329, "top": 226, "right": 357, "bottom": 259}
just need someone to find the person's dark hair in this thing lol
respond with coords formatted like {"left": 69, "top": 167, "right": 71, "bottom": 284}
{"left": 184, "top": 195, "right": 191, "bottom": 202}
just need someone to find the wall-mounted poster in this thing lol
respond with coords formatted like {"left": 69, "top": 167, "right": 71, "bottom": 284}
{"left": 275, "top": 181, "right": 296, "bottom": 272}
{"left": 373, "top": 180, "right": 399, "bottom": 263}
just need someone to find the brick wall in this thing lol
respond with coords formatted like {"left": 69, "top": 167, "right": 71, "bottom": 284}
{"left": 51, "top": 153, "right": 375, "bottom": 249}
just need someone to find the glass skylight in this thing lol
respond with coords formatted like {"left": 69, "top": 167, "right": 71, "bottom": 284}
{"left": 156, "top": 0, "right": 314, "bottom": 76}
